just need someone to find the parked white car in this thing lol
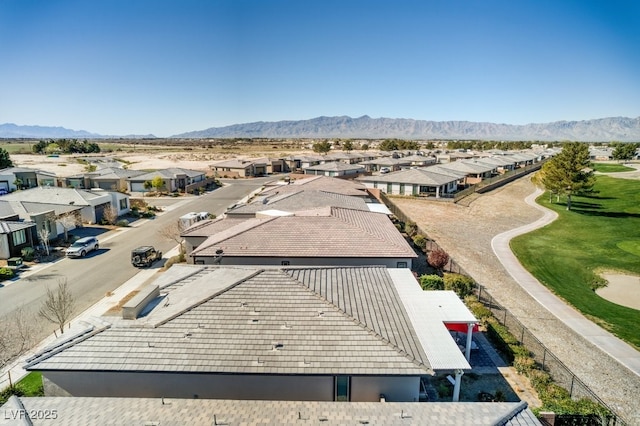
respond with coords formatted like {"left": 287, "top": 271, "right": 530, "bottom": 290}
{"left": 66, "top": 237, "right": 99, "bottom": 258}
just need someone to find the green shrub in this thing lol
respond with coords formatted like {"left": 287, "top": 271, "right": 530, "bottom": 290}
{"left": 419, "top": 274, "right": 444, "bottom": 290}
{"left": 513, "top": 355, "right": 536, "bottom": 374}
{"left": 464, "top": 295, "right": 492, "bottom": 322}
{"left": 528, "top": 369, "right": 551, "bottom": 389}
{"left": 116, "top": 219, "right": 130, "bottom": 227}
{"left": 437, "top": 383, "right": 452, "bottom": 399}
{"left": 412, "top": 234, "right": 427, "bottom": 251}
{"left": 0, "top": 267, "right": 14, "bottom": 281}
{"left": 21, "top": 246, "right": 35, "bottom": 261}
{"left": 443, "top": 273, "right": 475, "bottom": 297}
{"left": 404, "top": 221, "right": 418, "bottom": 236}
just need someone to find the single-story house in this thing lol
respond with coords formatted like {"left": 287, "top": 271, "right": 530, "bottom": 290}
{"left": 357, "top": 168, "right": 460, "bottom": 198}
{"left": 226, "top": 189, "right": 371, "bottom": 217}
{"left": 0, "top": 221, "right": 38, "bottom": 259}
{"left": 260, "top": 175, "right": 370, "bottom": 198}
{"left": 472, "top": 156, "right": 517, "bottom": 173}
{"left": 358, "top": 157, "right": 412, "bottom": 173}
{"left": 436, "top": 160, "right": 497, "bottom": 185}
{"left": 25, "top": 265, "right": 476, "bottom": 403}
{"left": 399, "top": 154, "right": 438, "bottom": 167}
{"left": 0, "top": 167, "right": 57, "bottom": 192}
{"left": 127, "top": 168, "right": 206, "bottom": 193}
{"left": 1, "top": 396, "right": 541, "bottom": 425}
{"left": 0, "top": 186, "right": 127, "bottom": 225}
{"left": 185, "top": 207, "right": 417, "bottom": 268}
{"left": 64, "top": 167, "right": 145, "bottom": 191}
{"left": 303, "top": 162, "right": 365, "bottom": 177}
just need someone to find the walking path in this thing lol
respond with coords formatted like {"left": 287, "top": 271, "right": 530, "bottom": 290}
{"left": 491, "top": 188, "right": 640, "bottom": 376}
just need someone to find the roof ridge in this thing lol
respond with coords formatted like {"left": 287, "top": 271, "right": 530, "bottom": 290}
{"left": 191, "top": 217, "right": 277, "bottom": 254}
{"left": 152, "top": 268, "right": 265, "bottom": 328}
{"left": 284, "top": 267, "right": 430, "bottom": 371}
{"left": 24, "top": 319, "right": 112, "bottom": 369}
{"left": 329, "top": 207, "right": 416, "bottom": 253}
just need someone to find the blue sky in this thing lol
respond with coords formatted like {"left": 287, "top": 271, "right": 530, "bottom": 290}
{"left": 1, "top": 0, "right": 639, "bottom": 137}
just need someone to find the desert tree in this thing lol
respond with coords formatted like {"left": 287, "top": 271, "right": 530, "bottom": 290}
{"left": 102, "top": 205, "right": 119, "bottom": 225}
{"left": 158, "top": 219, "right": 186, "bottom": 261}
{"left": 611, "top": 142, "right": 639, "bottom": 162}
{"left": 39, "top": 278, "right": 76, "bottom": 335}
{"left": 37, "top": 227, "right": 51, "bottom": 256}
{"left": 57, "top": 212, "right": 80, "bottom": 242}
{"left": 342, "top": 140, "right": 354, "bottom": 151}
{"left": 151, "top": 176, "right": 165, "bottom": 193}
{"left": 540, "top": 142, "right": 595, "bottom": 210}
{"left": 0, "top": 148, "right": 13, "bottom": 168}
{"left": 0, "top": 306, "right": 34, "bottom": 370}
{"left": 312, "top": 141, "right": 331, "bottom": 154}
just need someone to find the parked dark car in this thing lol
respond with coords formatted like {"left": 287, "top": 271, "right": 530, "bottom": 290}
{"left": 131, "top": 246, "right": 163, "bottom": 267}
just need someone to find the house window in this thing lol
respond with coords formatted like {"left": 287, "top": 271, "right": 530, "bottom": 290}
{"left": 119, "top": 198, "right": 128, "bottom": 210}
{"left": 397, "top": 261, "right": 408, "bottom": 268}
{"left": 386, "top": 183, "right": 392, "bottom": 193}
{"left": 373, "top": 182, "right": 378, "bottom": 189}
{"left": 399, "top": 183, "right": 405, "bottom": 195}
{"left": 12, "top": 229, "right": 27, "bottom": 246}
{"left": 335, "top": 376, "right": 350, "bottom": 401}
{"left": 281, "top": 260, "right": 290, "bottom": 266}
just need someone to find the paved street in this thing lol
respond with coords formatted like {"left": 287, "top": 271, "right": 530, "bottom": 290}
{"left": 0, "top": 178, "right": 270, "bottom": 351}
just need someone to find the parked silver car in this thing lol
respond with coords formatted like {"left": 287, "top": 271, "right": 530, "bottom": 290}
{"left": 66, "top": 236, "right": 99, "bottom": 258}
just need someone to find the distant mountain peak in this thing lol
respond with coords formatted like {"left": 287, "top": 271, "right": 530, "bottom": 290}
{"left": 171, "top": 115, "right": 640, "bottom": 141}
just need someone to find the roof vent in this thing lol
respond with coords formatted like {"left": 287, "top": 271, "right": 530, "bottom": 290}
{"left": 272, "top": 343, "right": 284, "bottom": 351}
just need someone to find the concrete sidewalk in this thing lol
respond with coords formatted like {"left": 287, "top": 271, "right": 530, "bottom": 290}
{"left": 491, "top": 188, "right": 640, "bottom": 376}
{"left": 0, "top": 245, "right": 181, "bottom": 391}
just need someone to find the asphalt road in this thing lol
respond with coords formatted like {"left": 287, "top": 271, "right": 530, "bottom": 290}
{"left": 0, "top": 178, "right": 270, "bottom": 343}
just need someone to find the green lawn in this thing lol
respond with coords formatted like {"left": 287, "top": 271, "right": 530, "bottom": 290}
{"left": 0, "top": 372, "right": 44, "bottom": 404}
{"left": 510, "top": 175, "right": 640, "bottom": 349}
{"left": 592, "top": 163, "right": 635, "bottom": 173}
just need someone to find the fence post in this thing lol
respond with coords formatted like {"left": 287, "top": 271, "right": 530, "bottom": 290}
{"left": 569, "top": 375, "right": 575, "bottom": 398}
{"left": 542, "top": 348, "right": 546, "bottom": 370}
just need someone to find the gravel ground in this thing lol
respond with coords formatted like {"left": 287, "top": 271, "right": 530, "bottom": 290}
{"left": 393, "top": 176, "right": 640, "bottom": 424}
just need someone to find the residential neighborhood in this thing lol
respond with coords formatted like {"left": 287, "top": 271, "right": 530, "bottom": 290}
{"left": 0, "top": 143, "right": 638, "bottom": 425}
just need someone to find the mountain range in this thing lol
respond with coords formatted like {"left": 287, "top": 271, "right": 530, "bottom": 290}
{"left": 2, "top": 116, "right": 640, "bottom": 141}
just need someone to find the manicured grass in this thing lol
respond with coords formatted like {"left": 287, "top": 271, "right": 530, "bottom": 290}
{"left": 510, "top": 175, "right": 640, "bottom": 349}
{"left": 15, "top": 372, "right": 44, "bottom": 396}
{"left": 0, "top": 372, "right": 44, "bottom": 404}
{"left": 592, "top": 163, "right": 635, "bottom": 173}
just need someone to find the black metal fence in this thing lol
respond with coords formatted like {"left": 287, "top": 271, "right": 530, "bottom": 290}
{"left": 381, "top": 193, "right": 626, "bottom": 426}
{"left": 477, "top": 286, "right": 624, "bottom": 426}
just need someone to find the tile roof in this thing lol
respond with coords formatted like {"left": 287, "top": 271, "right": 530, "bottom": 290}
{"left": 303, "top": 162, "right": 365, "bottom": 172}
{"left": 0, "top": 200, "right": 82, "bottom": 218}
{"left": 190, "top": 207, "right": 417, "bottom": 259}
{"left": 262, "top": 175, "right": 367, "bottom": 197}
{"left": 1, "top": 396, "right": 541, "bottom": 426}
{"left": 226, "top": 189, "right": 369, "bottom": 216}
{"left": 129, "top": 168, "right": 204, "bottom": 180}
{"left": 0, "top": 186, "right": 109, "bottom": 205}
{"left": 0, "top": 220, "right": 36, "bottom": 234}
{"left": 438, "top": 160, "right": 496, "bottom": 174}
{"left": 26, "top": 266, "right": 432, "bottom": 376}
{"left": 357, "top": 168, "right": 459, "bottom": 186}
{"left": 0, "top": 167, "right": 57, "bottom": 177}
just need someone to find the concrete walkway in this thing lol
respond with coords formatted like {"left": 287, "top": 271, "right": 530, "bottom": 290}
{"left": 0, "top": 245, "right": 181, "bottom": 391}
{"left": 490, "top": 187, "right": 640, "bottom": 376}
